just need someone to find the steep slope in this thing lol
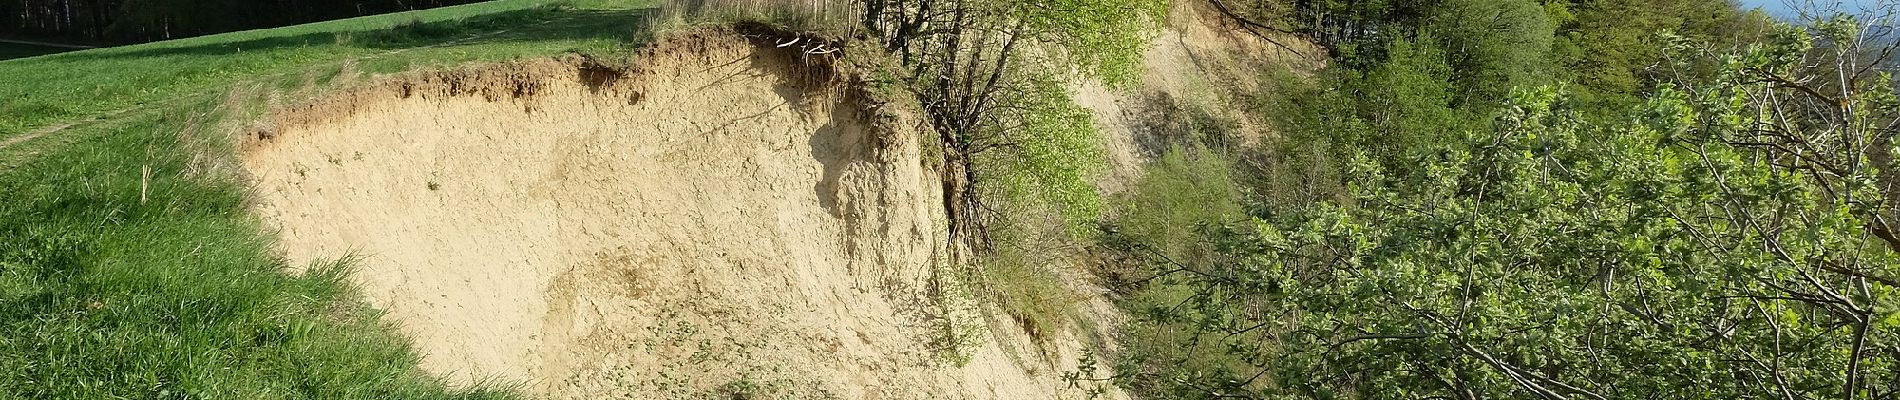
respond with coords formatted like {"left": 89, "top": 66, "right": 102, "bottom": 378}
{"left": 1082, "top": 0, "right": 1321, "bottom": 190}
{"left": 241, "top": 30, "right": 1111, "bottom": 399}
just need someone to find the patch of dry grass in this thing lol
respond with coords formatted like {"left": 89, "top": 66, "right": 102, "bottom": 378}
{"left": 650, "top": 0, "right": 857, "bottom": 36}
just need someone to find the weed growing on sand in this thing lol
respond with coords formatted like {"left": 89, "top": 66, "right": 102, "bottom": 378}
{"left": 928, "top": 263, "right": 988, "bottom": 366}
{"left": 1061, "top": 352, "right": 1116, "bottom": 400}
{"left": 979, "top": 234, "right": 1083, "bottom": 344}
{"left": 603, "top": 308, "right": 838, "bottom": 399}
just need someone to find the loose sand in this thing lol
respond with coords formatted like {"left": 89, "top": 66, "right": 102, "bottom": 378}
{"left": 243, "top": 32, "right": 1118, "bottom": 399}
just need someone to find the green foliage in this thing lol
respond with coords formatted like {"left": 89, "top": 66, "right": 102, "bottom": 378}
{"left": 1281, "top": 0, "right": 1426, "bottom": 51}
{"left": 1003, "top": 0, "right": 1168, "bottom": 88}
{"left": 967, "top": 77, "right": 1105, "bottom": 340}
{"left": 1350, "top": 38, "right": 1466, "bottom": 160}
{"left": 868, "top": 0, "right": 1164, "bottom": 238}
{"left": 962, "top": 8, "right": 1170, "bottom": 336}
{"left": 1103, "top": 147, "right": 1256, "bottom": 396}
{"left": 855, "top": 2, "right": 1165, "bottom": 346}
{"left": 981, "top": 241, "right": 1084, "bottom": 340}
{"left": 1111, "top": 147, "right": 1244, "bottom": 265}
{"left": 1554, "top": 0, "right": 1760, "bottom": 106}
{"left": 1112, "top": 12, "right": 1900, "bottom": 397}
{"left": 1263, "top": 36, "right": 1474, "bottom": 201}
{"left": 1425, "top": 0, "right": 1553, "bottom": 104}
{"left": 977, "top": 74, "right": 1109, "bottom": 238}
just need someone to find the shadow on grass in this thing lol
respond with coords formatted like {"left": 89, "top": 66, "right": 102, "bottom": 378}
{"left": 61, "top": 6, "right": 656, "bottom": 61}
{"left": 0, "top": 42, "right": 74, "bottom": 61}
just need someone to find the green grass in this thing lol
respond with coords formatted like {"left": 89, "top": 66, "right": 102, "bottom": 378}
{"left": 0, "top": 42, "right": 69, "bottom": 61}
{"left": 0, "top": 0, "right": 658, "bottom": 398}
{"left": 0, "top": 0, "right": 657, "bottom": 142}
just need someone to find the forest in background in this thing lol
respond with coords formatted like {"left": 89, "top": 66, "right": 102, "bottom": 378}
{"left": 1, "top": 0, "right": 486, "bottom": 44}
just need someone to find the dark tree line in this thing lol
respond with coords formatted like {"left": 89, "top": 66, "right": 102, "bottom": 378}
{"left": 1, "top": 0, "right": 485, "bottom": 44}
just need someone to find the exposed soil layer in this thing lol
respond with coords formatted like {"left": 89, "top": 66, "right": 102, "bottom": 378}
{"left": 243, "top": 31, "right": 1110, "bottom": 399}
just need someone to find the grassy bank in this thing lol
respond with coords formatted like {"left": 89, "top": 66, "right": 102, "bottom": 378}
{"left": 0, "top": 1, "right": 656, "bottom": 397}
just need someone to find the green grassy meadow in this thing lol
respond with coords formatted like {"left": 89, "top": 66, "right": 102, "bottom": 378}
{"left": 0, "top": 1, "right": 656, "bottom": 398}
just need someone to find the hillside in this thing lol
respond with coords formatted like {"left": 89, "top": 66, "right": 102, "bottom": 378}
{"left": 8, "top": 0, "right": 1900, "bottom": 399}
{"left": 0, "top": 0, "right": 1308, "bottom": 398}
{"left": 243, "top": 34, "right": 1073, "bottom": 398}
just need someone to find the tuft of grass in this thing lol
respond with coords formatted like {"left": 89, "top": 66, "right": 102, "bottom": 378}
{"left": 980, "top": 246, "right": 1082, "bottom": 343}
{"left": 972, "top": 199, "right": 1091, "bottom": 346}
{"left": 925, "top": 264, "right": 987, "bottom": 366}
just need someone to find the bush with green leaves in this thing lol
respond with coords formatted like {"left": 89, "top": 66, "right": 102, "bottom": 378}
{"left": 862, "top": 0, "right": 1165, "bottom": 244}
{"left": 1112, "top": 12, "right": 1900, "bottom": 397}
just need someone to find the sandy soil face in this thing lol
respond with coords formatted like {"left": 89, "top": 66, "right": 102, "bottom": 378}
{"left": 243, "top": 34, "right": 1110, "bottom": 399}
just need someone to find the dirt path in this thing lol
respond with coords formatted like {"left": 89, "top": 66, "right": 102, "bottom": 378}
{"left": 0, "top": 108, "right": 133, "bottom": 151}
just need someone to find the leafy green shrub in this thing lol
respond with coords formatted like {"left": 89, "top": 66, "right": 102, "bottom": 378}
{"left": 975, "top": 73, "right": 1111, "bottom": 239}
{"left": 1110, "top": 7, "right": 1900, "bottom": 397}
{"left": 1116, "top": 66, "right": 1900, "bottom": 400}
{"left": 1106, "top": 147, "right": 1243, "bottom": 272}
{"left": 1099, "top": 146, "right": 1256, "bottom": 396}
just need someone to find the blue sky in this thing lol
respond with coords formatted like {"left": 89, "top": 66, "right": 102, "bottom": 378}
{"left": 1737, "top": 0, "right": 1889, "bottom": 17}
